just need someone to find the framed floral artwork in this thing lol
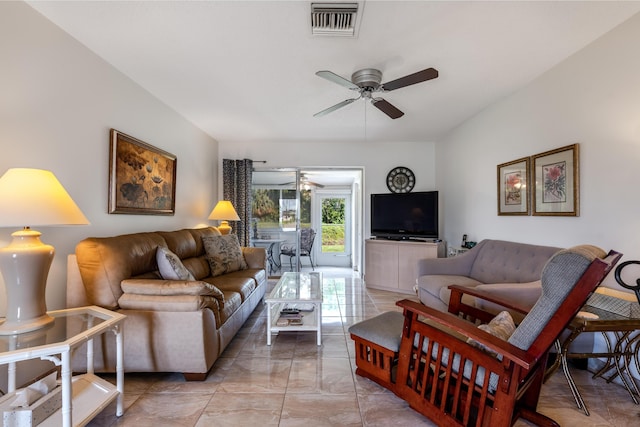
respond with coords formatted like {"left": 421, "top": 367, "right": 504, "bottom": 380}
{"left": 532, "top": 144, "right": 579, "bottom": 216}
{"left": 497, "top": 157, "right": 530, "bottom": 215}
{"left": 109, "top": 129, "right": 177, "bottom": 215}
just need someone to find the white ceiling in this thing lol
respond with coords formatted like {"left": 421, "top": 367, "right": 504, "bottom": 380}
{"left": 27, "top": 1, "right": 640, "bottom": 146}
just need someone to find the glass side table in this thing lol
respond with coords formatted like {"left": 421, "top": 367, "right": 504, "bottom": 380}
{"left": 546, "top": 304, "right": 640, "bottom": 416}
{"left": 0, "top": 305, "right": 126, "bottom": 427}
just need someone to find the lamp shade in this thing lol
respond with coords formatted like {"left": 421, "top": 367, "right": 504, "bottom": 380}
{"left": 0, "top": 168, "right": 89, "bottom": 227}
{"left": 0, "top": 168, "right": 89, "bottom": 335}
{"left": 208, "top": 200, "right": 240, "bottom": 221}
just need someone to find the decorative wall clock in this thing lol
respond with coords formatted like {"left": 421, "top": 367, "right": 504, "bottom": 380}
{"left": 386, "top": 167, "right": 415, "bottom": 193}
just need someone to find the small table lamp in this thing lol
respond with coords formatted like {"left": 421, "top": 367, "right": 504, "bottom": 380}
{"left": 0, "top": 168, "right": 89, "bottom": 335}
{"left": 208, "top": 200, "right": 240, "bottom": 235}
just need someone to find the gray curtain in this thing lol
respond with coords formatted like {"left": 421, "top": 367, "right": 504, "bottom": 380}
{"left": 222, "top": 159, "right": 253, "bottom": 246}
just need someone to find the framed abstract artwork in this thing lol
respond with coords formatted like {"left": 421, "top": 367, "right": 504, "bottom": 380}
{"left": 497, "top": 157, "right": 530, "bottom": 215}
{"left": 108, "top": 129, "right": 177, "bottom": 215}
{"left": 532, "top": 144, "right": 579, "bottom": 216}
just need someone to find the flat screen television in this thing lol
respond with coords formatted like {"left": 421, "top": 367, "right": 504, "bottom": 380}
{"left": 371, "top": 191, "right": 439, "bottom": 240}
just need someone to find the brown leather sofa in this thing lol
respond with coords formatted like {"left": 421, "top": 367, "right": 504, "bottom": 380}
{"left": 67, "top": 227, "right": 267, "bottom": 380}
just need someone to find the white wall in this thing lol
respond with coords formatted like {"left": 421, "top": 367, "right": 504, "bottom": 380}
{"left": 218, "top": 140, "right": 438, "bottom": 238}
{"left": 0, "top": 2, "right": 218, "bottom": 313}
{"left": 437, "top": 11, "right": 640, "bottom": 382}
{"left": 438, "top": 12, "right": 640, "bottom": 278}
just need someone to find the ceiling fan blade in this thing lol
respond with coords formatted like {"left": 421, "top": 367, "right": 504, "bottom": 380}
{"left": 316, "top": 70, "right": 360, "bottom": 90}
{"left": 282, "top": 181, "right": 325, "bottom": 188}
{"left": 381, "top": 67, "right": 439, "bottom": 92}
{"left": 313, "top": 98, "right": 358, "bottom": 117}
{"left": 307, "top": 181, "right": 325, "bottom": 188}
{"left": 371, "top": 98, "right": 404, "bottom": 119}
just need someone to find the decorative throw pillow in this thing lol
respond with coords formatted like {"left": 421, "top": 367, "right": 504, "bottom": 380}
{"left": 156, "top": 246, "right": 195, "bottom": 281}
{"left": 202, "top": 234, "right": 248, "bottom": 277}
{"left": 467, "top": 310, "right": 516, "bottom": 357}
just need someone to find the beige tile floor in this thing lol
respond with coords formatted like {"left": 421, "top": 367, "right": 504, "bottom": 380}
{"left": 88, "top": 269, "right": 640, "bottom": 426}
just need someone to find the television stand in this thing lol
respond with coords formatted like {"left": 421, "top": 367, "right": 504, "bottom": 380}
{"left": 364, "top": 239, "right": 445, "bottom": 294}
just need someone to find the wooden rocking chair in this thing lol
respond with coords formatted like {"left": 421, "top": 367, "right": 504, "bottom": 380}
{"left": 393, "top": 245, "right": 621, "bottom": 427}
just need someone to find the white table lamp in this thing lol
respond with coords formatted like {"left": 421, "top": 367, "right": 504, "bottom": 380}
{"left": 0, "top": 168, "right": 89, "bottom": 335}
{"left": 208, "top": 200, "right": 240, "bottom": 235}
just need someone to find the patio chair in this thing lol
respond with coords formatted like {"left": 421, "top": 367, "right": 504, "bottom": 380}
{"left": 393, "top": 245, "right": 621, "bottom": 427}
{"left": 281, "top": 228, "right": 317, "bottom": 271}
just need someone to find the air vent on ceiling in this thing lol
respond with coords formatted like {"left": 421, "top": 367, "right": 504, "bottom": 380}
{"left": 311, "top": 3, "right": 359, "bottom": 37}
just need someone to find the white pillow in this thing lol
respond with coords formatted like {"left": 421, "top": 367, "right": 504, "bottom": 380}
{"left": 156, "top": 246, "right": 195, "bottom": 281}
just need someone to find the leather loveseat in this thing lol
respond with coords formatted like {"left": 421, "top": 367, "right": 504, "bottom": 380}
{"left": 67, "top": 226, "right": 267, "bottom": 380}
{"left": 416, "top": 239, "right": 561, "bottom": 316}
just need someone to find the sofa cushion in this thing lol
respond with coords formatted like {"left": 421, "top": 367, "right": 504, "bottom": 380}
{"left": 157, "top": 229, "right": 199, "bottom": 259}
{"left": 219, "top": 291, "right": 242, "bottom": 325}
{"left": 121, "top": 279, "right": 224, "bottom": 306}
{"left": 156, "top": 246, "right": 195, "bottom": 281}
{"left": 75, "top": 232, "right": 166, "bottom": 309}
{"left": 203, "top": 235, "right": 248, "bottom": 276}
{"left": 474, "top": 281, "right": 542, "bottom": 322}
{"left": 220, "top": 268, "right": 267, "bottom": 290}
{"left": 417, "top": 274, "right": 482, "bottom": 308}
{"left": 207, "top": 277, "right": 255, "bottom": 302}
{"left": 118, "top": 293, "right": 220, "bottom": 313}
{"left": 468, "top": 240, "right": 560, "bottom": 284}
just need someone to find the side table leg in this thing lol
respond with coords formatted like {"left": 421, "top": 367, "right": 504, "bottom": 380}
{"left": 116, "top": 323, "right": 125, "bottom": 416}
{"left": 612, "top": 331, "right": 639, "bottom": 404}
{"left": 61, "top": 351, "right": 72, "bottom": 427}
{"left": 560, "top": 349, "right": 589, "bottom": 415}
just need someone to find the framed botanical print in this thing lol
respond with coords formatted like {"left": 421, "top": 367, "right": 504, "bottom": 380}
{"left": 532, "top": 144, "right": 579, "bottom": 216}
{"left": 497, "top": 157, "right": 530, "bottom": 215}
{"left": 109, "top": 129, "right": 177, "bottom": 215}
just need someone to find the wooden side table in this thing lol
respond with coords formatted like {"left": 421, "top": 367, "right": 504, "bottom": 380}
{"left": 547, "top": 304, "right": 640, "bottom": 416}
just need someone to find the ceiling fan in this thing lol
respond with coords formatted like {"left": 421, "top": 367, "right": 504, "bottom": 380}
{"left": 283, "top": 173, "right": 325, "bottom": 189}
{"left": 314, "top": 67, "right": 438, "bottom": 119}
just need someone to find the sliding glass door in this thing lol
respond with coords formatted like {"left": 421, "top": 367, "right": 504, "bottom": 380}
{"left": 251, "top": 169, "right": 301, "bottom": 276}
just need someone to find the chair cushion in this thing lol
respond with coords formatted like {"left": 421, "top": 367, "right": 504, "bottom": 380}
{"left": 156, "top": 246, "right": 195, "bottom": 281}
{"left": 348, "top": 311, "right": 404, "bottom": 352}
{"left": 202, "top": 234, "right": 248, "bottom": 277}
{"left": 508, "top": 245, "right": 606, "bottom": 351}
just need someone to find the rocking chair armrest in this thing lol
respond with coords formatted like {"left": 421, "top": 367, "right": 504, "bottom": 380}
{"left": 396, "top": 299, "right": 535, "bottom": 370}
{"left": 448, "top": 284, "right": 532, "bottom": 316}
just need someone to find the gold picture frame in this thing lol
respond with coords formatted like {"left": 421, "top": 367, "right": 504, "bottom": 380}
{"left": 532, "top": 144, "right": 579, "bottom": 216}
{"left": 108, "top": 129, "right": 176, "bottom": 215}
{"left": 497, "top": 157, "right": 530, "bottom": 215}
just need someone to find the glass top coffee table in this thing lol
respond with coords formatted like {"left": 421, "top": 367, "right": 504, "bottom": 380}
{"left": 265, "top": 271, "right": 323, "bottom": 345}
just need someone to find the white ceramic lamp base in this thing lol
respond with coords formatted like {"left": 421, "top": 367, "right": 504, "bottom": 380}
{"left": 0, "top": 229, "right": 55, "bottom": 335}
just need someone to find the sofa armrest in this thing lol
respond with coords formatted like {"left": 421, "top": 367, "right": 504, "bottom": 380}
{"left": 417, "top": 248, "right": 478, "bottom": 278}
{"left": 118, "top": 293, "right": 220, "bottom": 312}
{"left": 121, "top": 279, "right": 224, "bottom": 305}
{"left": 448, "top": 284, "right": 534, "bottom": 324}
{"left": 242, "top": 247, "right": 267, "bottom": 270}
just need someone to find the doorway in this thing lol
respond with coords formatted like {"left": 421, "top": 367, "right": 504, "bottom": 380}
{"left": 314, "top": 191, "right": 351, "bottom": 267}
{"left": 250, "top": 167, "right": 363, "bottom": 275}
